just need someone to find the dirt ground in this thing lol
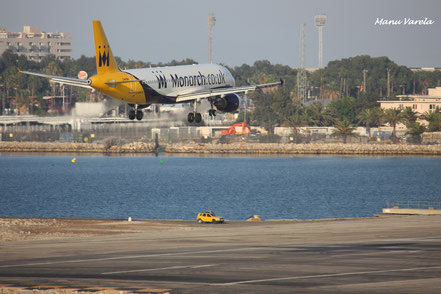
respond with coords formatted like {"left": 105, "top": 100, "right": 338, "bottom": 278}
{"left": 0, "top": 217, "right": 196, "bottom": 243}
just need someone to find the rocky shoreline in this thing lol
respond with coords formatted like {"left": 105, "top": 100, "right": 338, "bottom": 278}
{"left": 165, "top": 142, "right": 441, "bottom": 155}
{"left": 1, "top": 141, "right": 441, "bottom": 155}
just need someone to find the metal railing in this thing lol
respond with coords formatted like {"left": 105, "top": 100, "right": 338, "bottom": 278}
{"left": 386, "top": 200, "right": 441, "bottom": 210}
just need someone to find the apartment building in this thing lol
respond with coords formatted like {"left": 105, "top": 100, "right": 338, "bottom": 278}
{"left": 0, "top": 25, "right": 72, "bottom": 61}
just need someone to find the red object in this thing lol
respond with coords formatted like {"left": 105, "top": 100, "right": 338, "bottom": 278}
{"left": 221, "top": 122, "right": 251, "bottom": 135}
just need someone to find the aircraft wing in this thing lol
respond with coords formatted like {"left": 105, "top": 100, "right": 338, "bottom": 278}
{"left": 20, "top": 70, "right": 93, "bottom": 89}
{"left": 175, "top": 80, "right": 283, "bottom": 103}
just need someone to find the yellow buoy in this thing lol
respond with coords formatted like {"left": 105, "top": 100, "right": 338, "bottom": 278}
{"left": 72, "top": 157, "right": 76, "bottom": 163}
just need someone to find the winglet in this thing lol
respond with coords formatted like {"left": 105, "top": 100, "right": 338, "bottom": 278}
{"left": 280, "top": 79, "right": 284, "bottom": 87}
{"left": 18, "top": 68, "right": 22, "bottom": 75}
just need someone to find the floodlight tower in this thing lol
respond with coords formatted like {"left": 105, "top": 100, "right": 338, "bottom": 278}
{"left": 297, "top": 23, "right": 307, "bottom": 104}
{"left": 208, "top": 13, "right": 216, "bottom": 64}
{"left": 315, "top": 14, "right": 326, "bottom": 68}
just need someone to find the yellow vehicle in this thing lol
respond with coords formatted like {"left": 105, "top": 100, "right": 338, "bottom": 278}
{"left": 197, "top": 211, "right": 224, "bottom": 224}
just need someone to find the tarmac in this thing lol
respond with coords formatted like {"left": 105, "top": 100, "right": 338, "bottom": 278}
{"left": 1, "top": 215, "right": 441, "bottom": 293}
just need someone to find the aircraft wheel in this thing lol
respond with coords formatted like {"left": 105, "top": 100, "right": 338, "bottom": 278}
{"left": 128, "top": 109, "right": 136, "bottom": 120}
{"left": 195, "top": 112, "right": 202, "bottom": 123}
{"left": 198, "top": 219, "right": 203, "bottom": 224}
{"left": 136, "top": 110, "right": 143, "bottom": 120}
{"left": 187, "top": 112, "right": 195, "bottom": 123}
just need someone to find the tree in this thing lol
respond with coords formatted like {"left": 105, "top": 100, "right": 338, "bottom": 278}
{"left": 282, "top": 103, "right": 305, "bottom": 137}
{"left": 328, "top": 96, "right": 356, "bottom": 123}
{"left": 420, "top": 110, "right": 441, "bottom": 132}
{"left": 304, "top": 103, "right": 333, "bottom": 126}
{"left": 16, "top": 89, "right": 31, "bottom": 114}
{"left": 401, "top": 107, "right": 418, "bottom": 127}
{"left": 383, "top": 108, "right": 405, "bottom": 140}
{"left": 3, "top": 66, "right": 20, "bottom": 112}
{"left": 333, "top": 119, "right": 356, "bottom": 143}
{"left": 235, "top": 110, "right": 251, "bottom": 124}
{"left": 357, "top": 107, "right": 384, "bottom": 138}
{"left": 406, "top": 122, "right": 426, "bottom": 144}
{"left": 252, "top": 88, "right": 291, "bottom": 133}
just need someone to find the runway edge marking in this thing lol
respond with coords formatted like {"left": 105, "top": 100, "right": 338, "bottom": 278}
{"left": 0, "top": 247, "right": 263, "bottom": 268}
{"left": 216, "top": 265, "right": 441, "bottom": 286}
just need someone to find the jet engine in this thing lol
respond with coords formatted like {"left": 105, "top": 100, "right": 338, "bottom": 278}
{"left": 213, "top": 94, "right": 240, "bottom": 113}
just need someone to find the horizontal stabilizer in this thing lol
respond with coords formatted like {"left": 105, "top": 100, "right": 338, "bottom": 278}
{"left": 20, "top": 70, "right": 92, "bottom": 89}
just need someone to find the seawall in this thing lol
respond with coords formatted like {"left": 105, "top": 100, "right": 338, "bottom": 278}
{"left": 1, "top": 141, "right": 441, "bottom": 155}
{"left": 165, "top": 143, "right": 441, "bottom": 155}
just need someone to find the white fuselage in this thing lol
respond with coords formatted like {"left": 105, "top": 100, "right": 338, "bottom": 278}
{"left": 123, "top": 64, "right": 235, "bottom": 104}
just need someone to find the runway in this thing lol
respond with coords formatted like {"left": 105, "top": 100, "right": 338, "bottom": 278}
{"left": 1, "top": 216, "right": 441, "bottom": 293}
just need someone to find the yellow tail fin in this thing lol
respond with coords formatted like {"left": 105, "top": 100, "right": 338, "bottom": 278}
{"left": 93, "top": 20, "right": 119, "bottom": 75}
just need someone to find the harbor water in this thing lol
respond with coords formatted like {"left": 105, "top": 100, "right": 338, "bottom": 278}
{"left": 1, "top": 154, "right": 440, "bottom": 220}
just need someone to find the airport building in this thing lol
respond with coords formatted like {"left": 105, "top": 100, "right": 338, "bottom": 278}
{"left": 0, "top": 26, "right": 72, "bottom": 61}
{"left": 379, "top": 87, "right": 441, "bottom": 115}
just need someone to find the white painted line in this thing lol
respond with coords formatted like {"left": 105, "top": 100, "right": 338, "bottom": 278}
{"left": 0, "top": 248, "right": 259, "bottom": 268}
{"left": 102, "top": 265, "right": 187, "bottom": 275}
{"left": 191, "top": 264, "right": 217, "bottom": 269}
{"left": 217, "top": 265, "right": 441, "bottom": 286}
{"left": 334, "top": 250, "right": 421, "bottom": 257}
{"left": 102, "top": 264, "right": 217, "bottom": 275}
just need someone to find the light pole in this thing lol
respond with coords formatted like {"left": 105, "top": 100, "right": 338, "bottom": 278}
{"left": 362, "top": 69, "right": 368, "bottom": 93}
{"left": 315, "top": 14, "right": 326, "bottom": 68}
{"left": 386, "top": 68, "right": 390, "bottom": 98}
{"left": 208, "top": 13, "right": 216, "bottom": 64}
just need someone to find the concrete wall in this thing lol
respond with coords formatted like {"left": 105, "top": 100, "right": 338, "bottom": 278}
{"left": 383, "top": 208, "right": 441, "bottom": 215}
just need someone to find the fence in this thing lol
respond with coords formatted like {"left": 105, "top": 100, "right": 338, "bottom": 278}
{"left": 386, "top": 200, "right": 441, "bottom": 210}
{"left": 1, "top": 125, "right": 202, "bottom": 143}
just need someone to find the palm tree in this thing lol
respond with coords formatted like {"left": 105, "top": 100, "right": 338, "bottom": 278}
{"left": 383, "top": 108, "right": 405, "bottom": 140}
{"left": 333, "top": 119, "right": 356, "bottom": 143}
{"left": 421, "top": 110, "right": 441, "bottom": 132}
{"left": 304, "top": 103, "right": 333, "bottom": 126}
{"left": 283, "top": 103, "right": 305, "bottom": 138}
{"left": 357, "top": 107, "right": 383, "bottom": 138}
{"left": 284, "top": 112, "right": 305, "bottom": 137}
{"left": 406, "top": 122, "right": 426, "bottom": 144}
{"left": 401, "top": 107, "right": 418, "bottom": 127}
{"left": 44, "top": 61, "right": 62, "bottom": 96}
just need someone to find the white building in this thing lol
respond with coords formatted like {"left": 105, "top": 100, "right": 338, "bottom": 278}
{"left": 0, "top": 26, "right": 72, "bottom": 61}
{"left": 379, "top": 87, "right": 441, "bottom": 115}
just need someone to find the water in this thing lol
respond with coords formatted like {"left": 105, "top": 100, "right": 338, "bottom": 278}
{"left": 0, "top": 154, "right": 440, "bottom": 220}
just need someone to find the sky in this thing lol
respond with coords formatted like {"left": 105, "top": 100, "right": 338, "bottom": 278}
{"left": 1, "top": 0, "right": 440, "bottom": 68}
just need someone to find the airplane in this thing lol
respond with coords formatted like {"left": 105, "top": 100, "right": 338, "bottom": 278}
{"left": 20, "top": 20, "right": 282, "bottom": 123}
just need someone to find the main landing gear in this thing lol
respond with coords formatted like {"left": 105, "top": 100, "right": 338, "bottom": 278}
{"left": 187, "top": 100, "right": 217, "bottom": 123}
{"left": 128, "top": 105, "right": 143, "bottom": 121}
{"left": 187, "top": 112, "right": 202, "bottom": 123}
{"left": 187, "top": 100, "right": 202, "bottom": 123}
